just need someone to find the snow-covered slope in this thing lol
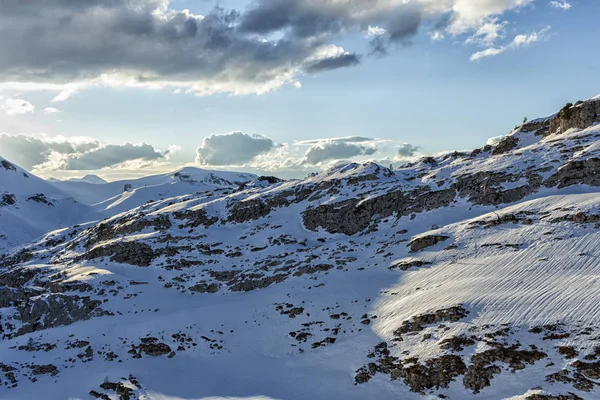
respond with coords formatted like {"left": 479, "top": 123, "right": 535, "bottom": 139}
{"left": 1, "top": 97, "right": 600, "bottom": 399}
{"left": 0, "top": 162, "right": 258, "bottom": 253}
{"left": 0, "top": 157, "right": 91, "bottom": 253}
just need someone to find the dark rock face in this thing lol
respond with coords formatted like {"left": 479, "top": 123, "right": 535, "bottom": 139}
{"left": 393, "top": 306, "right": 469, "bottom": 337}
{"left": 189, "top": 282, "right": 220, "bottom": 293}
{"left": 526, "top": 395, "right": 583, "bottom": 400}
{"left": 521, "top": 118, "right": 551, "bottom": 136}
{"left": 92, "top": 215, "right": 172, "bottom": 244}
{"left": 545, "top": 158, "right": 600, "bottom": 188}
{"left": 228, "top": 199, "right": 273, "bottom": 223}
{"left": 229, "top": 273, "right": 287, "bottom": 292}
{"left": 354, "top": 342, "right": 467, "bottom": 393}
{"left": 389, "top": 260, "right": 432, "bottom": 271}
{"left": 303, "top": 188, "right": 456, "bottom": 236}
{"left": 16, "top": 294, "right": 103, "bottom": 337}
{"left": 1, "top": 193, "right": 16, "bottom": 207}
{"left": 27, "top": 194, "right": 54, "bottom": 206}
{"left": 463, "top": 347, "right": 547, "bottom": 393}
{"left": 84, "top": 241, "right": 156, "bottom": 267}
{"left": 492, "top": 136, "right": 519, "bottom": 156}
{"left": 173, "top": 208, "right": 217, "bottom": 228}
{"left": 408, "top": 235, "right": 450, "bottom": 252}
{"left": 258, "top": 176, "right": 283, "bottom": 184}
{"left": 29, "top": 364, "right": 59, "bottom": 376}
{"left": 549, "top": 100, "right": 600, "bottom": 135}
{"left": 1, "top": 159, "right": 17, "bottom": 171}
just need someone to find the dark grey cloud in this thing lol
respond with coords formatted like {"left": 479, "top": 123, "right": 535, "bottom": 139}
{"left": 0, "top": 134, "right": 100, "bottom": 169}
{"left": 0, "top": 133, "right": 171, "bottom": 171}
{"left": 240, "top": 0, "right": 424, "bottom": 55}
{"left": 304, "top": 53, "right": 361, "bottom": 73}
{"left": 0, "top": 1, "right": 366, "bottom": 94}
{"left": 397, "top": 143, "right": 420, "bottom": 157}
{"left": 304, "top": 141, "right": 377, "bottom": 165}
{"left": 63, "top": 143, "right": 165, "bottom": 170}
{"left": 196, "top": 132, "right": 276, "bottom": 165}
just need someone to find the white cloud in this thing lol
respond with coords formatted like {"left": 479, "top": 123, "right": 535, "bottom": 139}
{"left": 446, "top": 0, "right": 535, "bottom": 34}
{"left": 429, "top": 31, "right": 445, "bottom": 41}
{"left": 43, "top": 107, "right": 60, "bottom": 114}
{"left": 303, "top": 141, "right": 378, "bottom": 165}
{"left": 1, "top": 98, "right": 35, "bottom": 115}
{"left": 470, "top": 26, "right": 551, "bottom": 61}
{"left": 51, "top": 88, "right": 79, "bottom": 103}
{"left": 366, "top": 26, "right": 387, "bottom": 38}
{"left": 550, "top": 1, "right": 572, "bottom": 10}
{"left": 196, "top": 132, "right": 276, "bottom": 166}
{"left": 465, "top": 18, "right": 508, "bottom": 46}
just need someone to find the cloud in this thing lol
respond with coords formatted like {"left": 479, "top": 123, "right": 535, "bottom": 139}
{"left": 62, "top": 143, "right": 165, "bottom": 170}
{"left": 550, "top": 1, "right": 572, "bottom": 10}
{"left": 1, "top": 98, "right": 35, "bottom": 115}
{"left": 397, "top": 143, "right": 421, "bottom": 157}
{"left": 297, "top": 136, "right": 375, "bottom": 145}
{"left": 196, "top": 132, "right": 276, "bottom": 166}
{"left": 0, "top": 1, "right": 363, "bottom": 98}
{"left": 0, "top": 134, "right": 100, "bottom": 169}
{"left": 303, "top": 141, "right": 377, "bottom": 165}
{"left": 0, "top": 0, "right": 555, "bottom": 98}
{"left": 303, "top": 53, "right": 361, "bottom": 74}
{"left": 0, "top": 133, "right": 173, "bottom": 171}
{"left": 470, "top": 26, "right": 551, "bottom": 61}
{"left": 465, "top": 18, "right": 507, "bottom": 46}
{"left": 44, "top": 107, "right": 60, "bottom": 114}
{"left": 52, "top": 88, "right": 79, "bottom": 103}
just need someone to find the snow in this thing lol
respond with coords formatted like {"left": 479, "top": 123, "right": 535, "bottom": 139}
{"left": 3, "top": 100, "right": 600, "bottom": 399}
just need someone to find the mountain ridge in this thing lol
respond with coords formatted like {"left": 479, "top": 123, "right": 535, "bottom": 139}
{"left": 1, "top": 97, "right": 600, "bottom": 399}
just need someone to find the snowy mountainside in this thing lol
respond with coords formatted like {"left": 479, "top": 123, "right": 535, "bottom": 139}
{"left": 0, "top": 162, "right": 258, "bottom": 253}
{"left": 1, "top": 98, "right": 600, "bottom": 399}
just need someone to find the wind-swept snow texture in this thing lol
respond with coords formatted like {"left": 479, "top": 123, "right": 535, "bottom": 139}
{"left": 2, "top": 98, "right": 600, "bottom": 399}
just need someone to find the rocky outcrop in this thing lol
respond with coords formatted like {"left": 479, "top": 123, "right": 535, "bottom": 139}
{"left": 463, "top": 346, "right": 547, "bottom": 393}
{"left": 408, "top": 235, "right": 450, "bottom": 252}
{"left": 544, "top": 158, "right": 600, "bottom": 188}
{"left": 303, "top": 188, "right": 456, "bottom": 236}
{"left": 549, "top": 100, "right": 600, "bottom": 135}
{"left": 15, "top": 294, "right": 103, "bottom": 337}
{"left": 492, "top": 136, "right": 519, "bottom": 155}
{"left": 394, "top": 306, "right": 469, "bottom": 337}
{"left": 83, "top": 241, "right": 156, "bottom": 267}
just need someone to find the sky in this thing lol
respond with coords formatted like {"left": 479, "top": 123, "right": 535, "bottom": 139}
{"left": 0, "top": 0, "right": 599, "bottom": 181}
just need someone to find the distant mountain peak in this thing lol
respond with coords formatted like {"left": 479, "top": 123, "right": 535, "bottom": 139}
{"left": 66, "top": 174, "right": 107, "bottom": 184}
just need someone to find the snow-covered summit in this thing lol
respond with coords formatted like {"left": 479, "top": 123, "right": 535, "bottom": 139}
{"left": 67, "top": 174, "right": 107, "bottom": 184}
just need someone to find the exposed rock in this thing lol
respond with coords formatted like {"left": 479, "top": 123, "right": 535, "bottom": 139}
{"left": 492, "top": 136, "right": 519, "bottom": 156}
{"left": 394, "top": 306, "right": 469, "bottom": 337}
{"left": 409, "top": 235, "right": 450, "bottom": 252}
{"left": 29, "top": 364, "right": 59, "bottom": 376}
{"left": 526, "top": 395, "right": 583, "bottom": 400}
{"left": 549, "top": 99, "right": 600, "bottom": 135}
{"left": 389, "top": 259, "right": 432, "bottom": 271}
{"left": 83, "top": 241, "right": 156, "bottom": 267}
{"left": 463, "top": 346, "right": 547, "bottom": 393}
{"left": 173, "top": 208, "right": 217, "bottom": 228}
{"left": 545, "top": 158, "right": 600, "bottom": 188}
{"left": 15, "top": 294, "right": 104, "bottom": 337}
